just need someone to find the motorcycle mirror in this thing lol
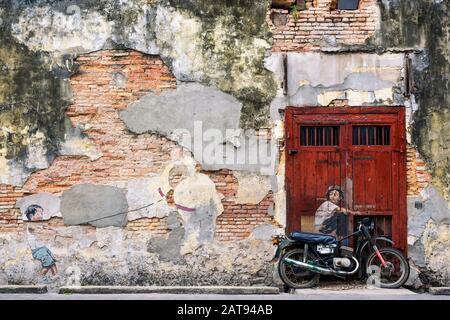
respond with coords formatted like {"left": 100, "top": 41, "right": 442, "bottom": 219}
{"left": 362, "top": 217, "right": 371, "bottom": 227}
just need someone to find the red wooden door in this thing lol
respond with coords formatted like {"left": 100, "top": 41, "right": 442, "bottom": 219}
{"left": 285, "top": 107, "right": 407, "bottom": 251}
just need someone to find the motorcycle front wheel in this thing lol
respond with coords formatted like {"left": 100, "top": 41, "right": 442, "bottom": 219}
{"left": 278, "top": 248, "right": 320, "bottom": 289}
{"left": 365, "top": 248, "right": 410, "bottom": 289}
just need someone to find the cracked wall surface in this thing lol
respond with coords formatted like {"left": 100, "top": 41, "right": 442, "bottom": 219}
{"left": 367, "top": 0, "right": 450, "bottom": 288}
{"left": 0, "top": 47, "right": 277, "bottom": 287}
{"left": 0, "top": 0, "right": 448, "bottom": 288}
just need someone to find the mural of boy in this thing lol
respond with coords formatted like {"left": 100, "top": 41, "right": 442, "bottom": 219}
{"left": 25, "top": 205, "right": 58, "bottom": 278}
{"left": 314, "top": 185, "right": 359, "bottom": 240}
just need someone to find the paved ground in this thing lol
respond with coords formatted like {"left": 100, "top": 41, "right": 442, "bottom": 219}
{"left": 0, "top": 288, "right": 449, "bottom": 300}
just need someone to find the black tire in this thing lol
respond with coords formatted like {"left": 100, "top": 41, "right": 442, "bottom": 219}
{"left": 278, "top": 248, "right": 320, "bottom": 289}
{"left": 365, "top": 248, "right": 410, "bottom": 289}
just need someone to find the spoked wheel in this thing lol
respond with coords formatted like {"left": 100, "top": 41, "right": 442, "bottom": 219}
{"left": 365, "top": 248, "right": 410, "bottom": 288}
{"left": 278, "top": 248, "right": 320, "bottom": 289}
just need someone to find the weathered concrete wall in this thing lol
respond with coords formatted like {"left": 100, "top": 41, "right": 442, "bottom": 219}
{"left": 0, "top": 0, "right": 448, "bottom": 289}
{"left": 0, "top": 47, "right": 280, "bottom": 288}
{"left": 367, "top": 0, "right": 450, "bottom": 288}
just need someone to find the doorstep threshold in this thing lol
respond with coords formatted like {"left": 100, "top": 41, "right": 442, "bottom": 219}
{"left": 0, "top": 285, "right": 48, "bottom": 294}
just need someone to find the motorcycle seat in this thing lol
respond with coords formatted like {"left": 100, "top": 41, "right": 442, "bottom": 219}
{"left": 289, "top": 231, "right": 337, "bottom": 245}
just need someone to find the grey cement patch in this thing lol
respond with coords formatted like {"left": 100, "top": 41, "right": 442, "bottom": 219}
{"left": 16, "top": 193, "right": 61, "bottom": 221}
{"left": 422, "top": 185, "right": 450, "bottom": 224}
{"left": 407, "top": 196, "right": 432, "bottom": 237}
{"left": 285, "top": 52, "right": 404, "bottom": 92}
{"left": 408, "top": 242, "right": 427, "bottom": 267}
{"left": 173, "top": 173, "right": 223, "bottom": 246}
{"left": 120, "top": 83, "right": 242, "bottom": 137}
{"left": 405, "top": 265, "right": 424, "bottom": 289}
{"left": 60, "top": 184, "right": 128, "bottom": 228}
{"left": 234, "top": 172, "right": 271, "bottom": 205}
{"left": 59, "top": 125, "right": 102, "bottom": 160}
{"left": 166, "top": 211, "right": 182, "bottom": 230}
{"left": 200, "top": 134, "right": 279, "bottom": 176}
{"left": 126, "top": 177, "right": 172, "bottom": 221}
{"left": 250, "top": 224, "right": 283, "bottom": 241}
{"left": 112, "top": 71, "right": 127, "bottom": 88}
{"left": 120, "top": 83, "right": 278, "bottom": 175}
{"left": 148, "top": 213, "right": 185, "bottom": 263}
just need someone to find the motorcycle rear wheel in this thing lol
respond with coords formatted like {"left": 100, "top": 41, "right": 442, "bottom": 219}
{"left": 278, "top": 248, "right": 320, "bottom": 289}
{"left": 365, "top": 248, "right": 410, "bottom": 289}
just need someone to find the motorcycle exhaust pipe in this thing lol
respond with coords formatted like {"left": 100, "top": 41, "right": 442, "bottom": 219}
{"left": 282, "top": 257, "right": 359, "bottom": 276}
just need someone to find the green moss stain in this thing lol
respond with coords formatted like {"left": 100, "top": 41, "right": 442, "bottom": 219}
{"left": 0, "top": 27, "right": 71, "bottom": 164}
{"left": 370, "top": 0, "right": 449, "bottom": 199}
{"left": 165, "top": 0, "right": 277, "bottom": 129}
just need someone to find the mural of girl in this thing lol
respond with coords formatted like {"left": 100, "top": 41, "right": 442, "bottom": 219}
{"left": 25, "top": 205, "right": 58, "bottom": 278}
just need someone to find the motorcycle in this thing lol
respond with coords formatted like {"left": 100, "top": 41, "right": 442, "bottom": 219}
{"left": 271, "top": 217, "right": 410, "bottom": 289}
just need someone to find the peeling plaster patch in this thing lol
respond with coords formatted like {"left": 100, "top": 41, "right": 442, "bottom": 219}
{"left": 152, "top": 5, "right": 203, "bottom": 81}
{"left": 120, "top": 83, "right": 277, "bottom": 175}
{"left": 268, "top": 52, "right": 404, "bottom": 111}
{"left": 0, "top": 159, "right": 32, "bottom": 186}
{"left": 60, "top": 184, "right": 128, "bottom": 228}
{"left": 173, "top": 173, "right": 223, "bottom": 244}
{"left": 422, "top": 220, "right": 450, "bottom": 284}
{"left": 234, "top": 172, "right": 271, "bottom": 205}
{"left": 95, "top": 227, "right": 124, "bottom": 250}
{"left": 147, "top": 212, "right": 185, "bottom": 263}
{"left": 60, "top": 126, "right": 102, "bottom": 160}
{"left": 405, "top": 265, "right": 424, "bottom": 289}
{"left": 126, "top": 177, "right": 172, "bottom": 221}
{"left": 407, "top": 196, "right": 431, "bottom": 238}
{"left": 24, "top": 131, "right": 50, "bottom": 170}
{"left": 421, "top": 185, "right": 450, "bottom": 224}
{"left": 111, "top": 71, "right": 128, "bottom": 89}
{"left": 159, "top": 156, "right": 197, "bottom": 197}
{"left": 16, "top": 193, "right": 61, "bottom": 221}
{"left": 374, "top": 88, "right": 394, "bottom": 102}
{"left": 148, "top": 225, "right": 185, "bottom": 263}
{"left": 12, "top": 6, "right": 113, "bottom": 55}
{"left": 201, "top": 134, "right": 279, "bottom": 176}
{"left": 120, "top": 83, "right": 241, "bottom": 138}
{"left": 273, "top": 152, "right": 286, "bottom": 227}
{"left": 250, "top": 224, "right": 283, "bottom": 241}
{"left": 0, "top": 129, "right": 51, "bottom": 185}
{"left": 317, "top": 91, "right": 345, "bottom": 106}
{"left": 346, "top": 90, "right": 378, "bottom": 105}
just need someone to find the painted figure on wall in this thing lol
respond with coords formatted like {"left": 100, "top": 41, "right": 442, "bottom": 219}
{"left": 314, "top": 185, "right": 359, "bottom": 240}
{"left": 25, "top": 205, "right": 58, "bottom": 278}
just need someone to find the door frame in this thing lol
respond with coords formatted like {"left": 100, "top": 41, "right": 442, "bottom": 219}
{"left": 285, "top": 106, "right": 407, "bottom": 252}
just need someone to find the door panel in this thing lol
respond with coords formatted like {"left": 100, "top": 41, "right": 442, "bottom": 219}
{"left": 351, "top": 150, "right": 392, "bottom": 212}
{"left": 286, "top": 107, "right": 407, "bottom": 251}
{"left": 297, "top": 150, "right": 342, "bottom": 212}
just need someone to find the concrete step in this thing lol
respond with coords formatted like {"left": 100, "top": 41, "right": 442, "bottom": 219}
{"left": 292, "top": 287, "right": 417, "bottom": 297}
{"left": 0, "top": 285, "right": 48, "bottom": 294}
{"left": 59, "top": 286, "right": 280, "bottom": 295}
{"left": 429, "top": 287, "right": 450, "bottom": 295}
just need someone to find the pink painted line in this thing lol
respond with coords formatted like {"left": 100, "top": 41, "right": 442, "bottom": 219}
{"left": 158, "top": 187, "right": 165, "bottom": 198}
{"left": 175, "top": 204, "right": 196, "bottom": 212}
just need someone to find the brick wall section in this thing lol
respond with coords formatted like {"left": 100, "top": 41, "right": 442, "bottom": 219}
{"left": 24, "top": 50, "right": 178, "bottom": 194}
{"left": 406, "top": 145, "right": 432, "bottom": 196}
{"left": 1, "top": 50, "right": 275, "bottom": 239}
{"left": 0, "top": 50, "right": 178, "bottom": 233}
{"left": 0, "top": 185, "right": 24, "bottom": 232}
{"left": 126, "top": 217, "right": 169, "bottom": 235}
{"left": 269, "top": 0, "right": 378, "bottom": 52}
{"left": 206, "top": 169, "right": 275, "bottom": 241}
